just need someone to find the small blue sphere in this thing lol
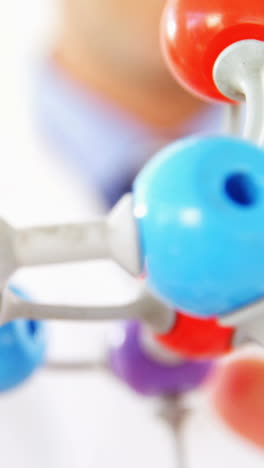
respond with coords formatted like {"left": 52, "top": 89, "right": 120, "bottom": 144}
{"left": 133, "top": 136, "right": 264, "bottom": 318}
{"left": 0, "top": 287, "right": 46, "bottom": 392}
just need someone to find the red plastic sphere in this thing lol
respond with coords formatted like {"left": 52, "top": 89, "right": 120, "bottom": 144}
{"left": 161, "top": 0, "right": 264, "bottom": 102}
{"left": 155, "top": 311, "right": 234, "bottom": 358}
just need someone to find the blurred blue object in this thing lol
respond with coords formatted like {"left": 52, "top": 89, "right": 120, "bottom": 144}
{"left": 134, "top": 136, "right": 264, "bottom": 318}
{"left": 35, "top": 62, "right": 222, "bottom": 209}
{"left": 35, "top": 63, "right": 165, "bottom": 207}
{"left": 0, "top": 287, "right": 46, "bottom": 392}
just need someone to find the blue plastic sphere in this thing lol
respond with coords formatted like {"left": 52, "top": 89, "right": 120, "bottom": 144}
{"left": 133, "top": 136, "right": 264, "bottom": 318}
{"left": 0, "top": 287, "right": 46, "bottom": 392}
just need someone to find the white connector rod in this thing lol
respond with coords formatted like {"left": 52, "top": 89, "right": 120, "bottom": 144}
{"left": 219, "top": 297, "right": 264, "bottom": 328}
{"left": 0, "top": 285, "right": 174, "bottom": 334}
{"left": 214, "top": 40, "right": 264, "bottom": 145}
{"left": 0, "top": 194, "right": 142, "bottom": 288}
{"left": 14, "top": 220, "right": 108, "bottom": 266}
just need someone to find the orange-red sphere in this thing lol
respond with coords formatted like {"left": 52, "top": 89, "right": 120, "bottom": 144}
{"left": 161, "top": 0, "right": 264, "bottom": 102}
{"left": 155, "top": 311, "right": 234, "bottom": 358}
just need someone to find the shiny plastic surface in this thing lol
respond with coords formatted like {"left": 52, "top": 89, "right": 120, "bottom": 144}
{"left": 108, "top": 321, "right": 213, "bottom": 395}
{"left": 0, "top": 287, "right": 46, "bottom": 392}
{"left": 161, "top": 0, "right": 264, "bottom": 102}
{"left": 156, "top": 311, "right": 234, "bottom": 358}
{"left": 133, "top": 136, "right": 264, "bottom": 318}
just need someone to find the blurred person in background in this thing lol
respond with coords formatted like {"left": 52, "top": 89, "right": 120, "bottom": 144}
{"left": 35, "top": 0, "right": 264, "bottom": 455}
{"left": 37, "top": 0, "right": 222, "bottom": 210}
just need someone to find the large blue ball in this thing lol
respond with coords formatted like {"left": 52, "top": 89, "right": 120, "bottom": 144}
{"left": 133, "top": 137, "right": 264, "bottom": 318}
{"left": 0, "top": 287, "right": 46, "bottom": 392}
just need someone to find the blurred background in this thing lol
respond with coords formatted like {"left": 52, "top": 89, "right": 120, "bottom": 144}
{"left": 0, "top": 1, "right": 263, "bottom": 467}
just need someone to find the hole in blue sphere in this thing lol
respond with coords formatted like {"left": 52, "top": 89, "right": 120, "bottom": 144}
{"left": 27, "top": 320, "right": 38, "bottom": 337}
{"left": 224, "top": 173, "right": 258, "bottom": 206}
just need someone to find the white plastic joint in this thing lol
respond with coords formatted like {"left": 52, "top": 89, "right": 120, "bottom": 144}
{"left": 0, "top": 194, "right": 143, "bottom": 292}
{"left": 213, "top": 39, "right": 264, "bottom": 145}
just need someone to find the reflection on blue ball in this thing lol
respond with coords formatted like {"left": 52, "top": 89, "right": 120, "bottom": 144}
{"left": 0, "top": 287, "right": 46, "bottom": 392}
{"left": 133, "top": 136, "right": 264, "bottom": 318}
